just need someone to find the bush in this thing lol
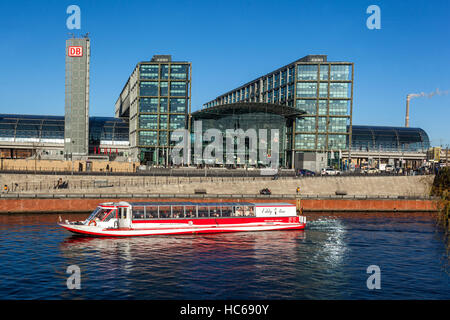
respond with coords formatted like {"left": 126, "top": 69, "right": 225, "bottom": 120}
{"left": 431, "top": 167, "right": 450, "bottom": 197}
{"left": 431, "top": 167, "right": 450, "bottom": 229}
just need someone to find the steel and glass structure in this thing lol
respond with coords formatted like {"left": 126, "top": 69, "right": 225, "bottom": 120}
{"left": 65, "top": 36, "right": 90, "bottom": 157}
{"left": 0, "top": 114, "right": 128, "bottom": 159}
{"left": 203, "top": 55, "right": 353, "bottom": 168}
{"left": 116, "top": 55, "right": 191, "bottom": 165}
{"left": 191, "top": 103, "right": 305, "bottom": 167}
{"left": 349, "top": 125, "right": 430, "bottom": 152}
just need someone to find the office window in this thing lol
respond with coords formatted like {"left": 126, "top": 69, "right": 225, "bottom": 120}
{"left": 140, "top": 65, "right": 159, "bottom": 80}
{"left": 169, "top": 115, "right": 186, "bottom": 130}
{"left": 329, "top": 100, "right": 349, "bottom": 115}
{"left": 159, "top": 115, "right": 168, "bottom": 130}
{"left": 328, "top": 117, "right": 348, "bottom": 133}
{"left": 330, "top": 65, "right": 351, "bottom": 81}
{"left": 160, "top": 98, "right": 168, "bottom": 113}
{"left": 273, "top": 89, "right": 279, "bottom": 102}
{"left": 140, "top": 98, "right": 158, "bottom": 113}
{"left": 268, "top": 76, "right": 273, "bottom": 90}
{"left": 297, "top": 65, "right": 318, "bottom": 80}
{"left": 317, "top": 134, "right": 326, "bottom": 150}
{"left": 139, "top": 115, "right": 158, "bottom": 129}
{"left": 296, "top": 117, "right": 315, "bottom": 132}
{"left": 274, "top": 74, "right": 280, "bottom": 88}
{"left": 329, "top": 83, "right": 351, "bottom": 98}
{"left": 170, "top": 98, "right": 187, "bottom": 113}
{"left": 296, "top": 99, "right": 316, "bottom": 115}
{"left": 318, "top": 117, "right": 327, "bottom": 132}
{"left": 170, "top": 82, "right": 187, "bottom": 97}
{"left": 295, "top": 134, "right": 315, "bottom": 149}
{"left": 319, "top": 65, "right": 329, "bottom": 80}
{"left": 160, "top": 81, "right": 168, "bottom": 96}
{"left": 319, "top": 83, "right": 328, "bottom": 98}
{"left": 318, "top": 100, "right": 328, "bottom": 115}
{"left": 170, "top": 64, "right": 188, "bottom": 80}
{"left": 288, "top": 84, "right": 294, "bottom": 99}
{"left": 140, "top": 81, "right": 158, "bottom": 96}
{"left": 159, "top": 131, "right": 168, "bottom": 145}
{"left": 139, "top": 131, "right": 157, "bottom": 145}
{"left": 296, "top": 82, "right": 317, "bottom": 98}
{"left": 288, "top": 67, "right": 295, "bottom": 83}
{"left": 160, "top": 65, "right": 169, "bottom": 79}
{"left": 328, "top": 134, "right": 347, "bottom": 149}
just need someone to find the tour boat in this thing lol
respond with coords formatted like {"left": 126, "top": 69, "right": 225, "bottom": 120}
{"left": 58, "top": 201, "right": 306, "bottom": 237}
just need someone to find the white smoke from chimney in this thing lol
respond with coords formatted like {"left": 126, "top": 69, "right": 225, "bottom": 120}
{"left": 408, "top": 88, "right": 449, "bottom": 99}
{"left": 405, "top": 88, "right": 448, "bottom": 127}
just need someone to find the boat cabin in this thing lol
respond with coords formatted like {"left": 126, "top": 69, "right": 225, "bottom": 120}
{"left": 85, "top": 201, "right": 297, "bottom": 229}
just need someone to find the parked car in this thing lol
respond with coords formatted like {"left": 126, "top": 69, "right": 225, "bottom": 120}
{"left": 366, "top": 167, "right": 379, "bottom": 174}
{"left": 385, "top": 165, "right": 394, "bottom": 173}
{"left": 321, "top": 167, "right": 341, "bottom": 176}
{"left": 260, "top": 188, "right": 271, "bottom": 195}
{"left": 297, "top": 169, "right": 316, "bottom": 177}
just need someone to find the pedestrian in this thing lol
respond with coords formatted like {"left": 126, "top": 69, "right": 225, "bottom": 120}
{"left": 296, "top": 186, "right": 300, "bottom": 194}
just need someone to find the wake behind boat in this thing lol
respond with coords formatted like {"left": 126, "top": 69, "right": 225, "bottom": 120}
{"left": 58, "top": 201, "right": 306, "bottom": 237}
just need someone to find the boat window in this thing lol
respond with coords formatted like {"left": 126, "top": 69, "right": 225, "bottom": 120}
{"left": 87, "top": 207, "right": 102, "bottom": 221}
{"left": 221, "top": 206, "right": 233, "bottom": 217}
{"left": 234, "top": 206, "right": 253, "bottom": 217}
{"left": 146, "top": 206, "right": 158, "bottom": 218}
{"left": 103, "top": 209, "right": 117, "bottom": 222}
{"left": 209, "top": 206, "right": 220, "bottom": 217}
{"left": 172, "top": 206, "right": 185, "bottom": 218}
{"left": 159, "top": 206, "right": 171, "bottom": 218}
{"left": 185, "top": 206, "right": 196, "bottom": 218}
{"left": 198, "top": 206, "right": 209, "bottom": 218}
{"left": 132, "top": 206, "right": 146, "bottom": 220}
{"left": 88, "top": 207, "right": 113, "bottom": 221}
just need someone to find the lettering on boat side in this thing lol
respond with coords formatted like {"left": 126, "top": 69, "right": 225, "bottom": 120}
{"left": 66, "top": 265, "right": 81, "bottom": 290}
{"left": 179, "top": 304, "right": 269, "bottom": 317}
{"left": 366, "top": 265, "right": 381, "bottom": 290}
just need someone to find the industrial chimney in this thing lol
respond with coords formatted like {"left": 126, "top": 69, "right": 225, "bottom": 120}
{"left": 405, "top": 94, "right": 410, "bottom": 127}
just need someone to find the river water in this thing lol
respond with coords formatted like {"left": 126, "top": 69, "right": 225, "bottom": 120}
{"left": 0, "top": 213, "right": 448, "bottom": 300}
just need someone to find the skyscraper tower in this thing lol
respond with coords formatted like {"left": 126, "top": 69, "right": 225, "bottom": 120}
{"left": 64, "top": 35, "right": 90, "bottom": 157}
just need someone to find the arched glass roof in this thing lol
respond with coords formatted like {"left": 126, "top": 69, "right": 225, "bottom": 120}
{"left": 0, "top": 114, "right": 128, "bottom": 144}
{"left": 192, "top": 102, "right": 305, "bottom": 119}
{"left": 349, "top": 125, "right": 430, "bottom": 152}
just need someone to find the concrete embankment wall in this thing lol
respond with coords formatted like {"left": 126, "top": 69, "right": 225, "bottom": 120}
{"left": 0, "top": 195, "right": 438, "bottom": 214}
{"left": 0, "top": 174, "right": 435, "bottom": 197}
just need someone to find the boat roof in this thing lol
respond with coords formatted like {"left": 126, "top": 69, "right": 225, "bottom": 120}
{"left": 100, "top": 201, "right": 294, "bottom": 207}
{"left": 128, "top": 202, "right": 255, "bottom": 207}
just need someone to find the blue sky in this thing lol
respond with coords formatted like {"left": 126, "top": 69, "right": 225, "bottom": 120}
{"left": 0, "top": 0, "right": 449, "bottom": 145}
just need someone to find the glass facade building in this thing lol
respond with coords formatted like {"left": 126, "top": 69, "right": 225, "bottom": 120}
{"left": 191, "top": 103, "right": 304, "bottom": 167}
{"left": 203, "top": 55, "right": 353, "bottom": 168}
{"left": 349, "top": 125, "right": 430, "bottom": 152}
{"left": 116, "top": 55, "right": 191, "bottom": 165}
{"left": 0, "top": 114, "right": 129, "bottom": 159}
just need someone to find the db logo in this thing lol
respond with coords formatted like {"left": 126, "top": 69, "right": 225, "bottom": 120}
{"left": 68, "top": 46, "right": 83, "bottom": 57}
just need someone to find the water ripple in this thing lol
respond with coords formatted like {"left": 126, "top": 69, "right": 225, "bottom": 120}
{"left": 0, "top": 214, "right": 448, "bottom": 299}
